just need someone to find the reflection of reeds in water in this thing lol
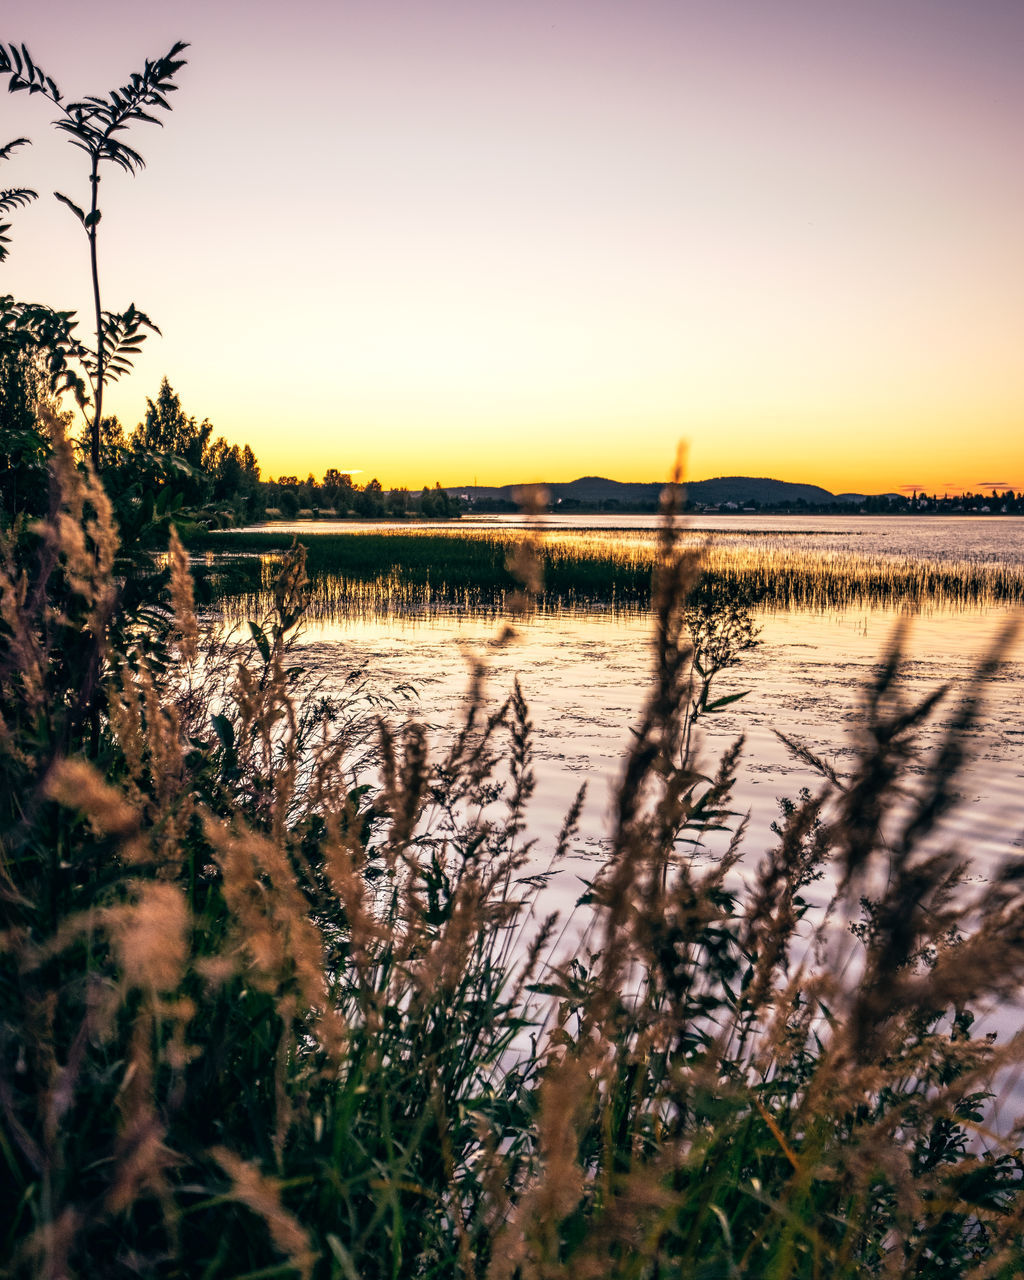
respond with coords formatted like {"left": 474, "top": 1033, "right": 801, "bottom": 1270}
{"left": 200, "top": 526, "right": 1024, "bottom": 621}
{"left": 219, "top": 577, "right": 652, "bottom": 627}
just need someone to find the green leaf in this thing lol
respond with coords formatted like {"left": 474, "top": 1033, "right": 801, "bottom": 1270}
{"left": 0, "top": 188, "right": 38, "bottom": 213}
{"left": 704, "top": 691, "right": 750, "bottom": 713}
{"left": 53, "top": 190, "right": 85, "bottom": 223}
{"left": 211, "top": 714, "right": 234, "bottom": 752}
{"left": 326, "top": 1236, "right": 361, "bottom": 1280}
{"left": 247, "top": 621, "right": 271, "bottom": 664}
{"left": 0, "top": 137, "right": 30, "bottom": 161}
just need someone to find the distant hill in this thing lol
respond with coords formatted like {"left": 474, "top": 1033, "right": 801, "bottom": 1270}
{"left": 685, "top": 476, "right": 842, "bottom": 506}
{"left": 834, "top": 492, "right": 903, "bottom": 504}
{"left": 550, "top": 476, "right": 663, "bottom": 504}
{"left": 449, "top": 476, "right": 660, "bottom": 505}
{"left": 448, "top": 474, "right": 868, "bottom": 508}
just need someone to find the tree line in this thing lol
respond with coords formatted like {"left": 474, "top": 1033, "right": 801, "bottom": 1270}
{"left": 108, "top": 377, "right": 465, "bottom": 525}
{"left": 266, "top": 472, "right": 460, "bottom": 520}
{"left": 2, "top": 351, "right": 463, "bottom": 530}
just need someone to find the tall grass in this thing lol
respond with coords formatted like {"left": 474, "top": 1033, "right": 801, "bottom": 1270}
{"left": 191, "top": 527, "right": 1024, "bottom": 619}
{"left": 3, "top": 430, "right": 1024, "bottom": 1276}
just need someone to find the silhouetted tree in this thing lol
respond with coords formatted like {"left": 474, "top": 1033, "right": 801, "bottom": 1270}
{"left": 0, "top": 344, "right": 51, "bottom": 522}
{"left": 353, "top": 478, "right": 384, "bottom": 517}
{"left": 0, "top": 137, "right": 52, "bottom": 522}
{"left": 432, "top": 481, "right": 451, "bottom": 517}
{"left": 98, "top": 414, "right": 128, "bottom": 468}
{"left": 133, "top": 377, "right": 212, "bottom": 469}
{"left": 322, "top": 468, "right": 355, "bottom": 512}
{"left": 0, "top": 41, "right": 189, "bottom": 467}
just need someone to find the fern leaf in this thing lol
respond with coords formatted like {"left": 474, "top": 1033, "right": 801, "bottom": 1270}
{"left": 0, "top": 188, "right": 37, "bottom": 212}
{"left": 53, "top": 190, "right": 86, "bottom": 224}
{"left": 0, "top": 136, "right": 30, "bottom": 161}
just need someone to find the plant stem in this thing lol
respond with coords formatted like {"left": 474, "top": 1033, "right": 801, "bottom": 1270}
{"left": 88, "top": 156, "right": 102, "bottom": 470}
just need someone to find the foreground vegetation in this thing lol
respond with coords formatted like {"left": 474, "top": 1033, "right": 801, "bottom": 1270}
{"left": 191, "top": 525, "right": 1024, "bottom": 619}
{"left": 3, "top": 429, "right": 1024, "bottom": 1278}
{"left": 5, "top": 34, "right": 1024, "bottom": 1280}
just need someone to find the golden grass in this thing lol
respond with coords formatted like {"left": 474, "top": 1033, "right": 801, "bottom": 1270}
{"left": 5, "top": 437, "right": 1024, "bottom": 1277}
{"left": 205, "top": 525, "right": 1024, "bottom": 621}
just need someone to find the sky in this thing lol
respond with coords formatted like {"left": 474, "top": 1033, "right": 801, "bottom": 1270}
{"left": 1, "top": 0, "right": 1022, "bottom": 494}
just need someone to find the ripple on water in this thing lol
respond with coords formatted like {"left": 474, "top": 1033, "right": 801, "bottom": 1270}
{"left": 288, "top": 601, "right": 1024, "bottom": 901}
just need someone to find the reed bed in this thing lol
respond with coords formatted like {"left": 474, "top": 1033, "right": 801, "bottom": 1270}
{"left": 5, "top": 437, "right": 1024, "bottom": 1278}
{"left": 194, "top": 526, "right": 1024, "bottom": 620}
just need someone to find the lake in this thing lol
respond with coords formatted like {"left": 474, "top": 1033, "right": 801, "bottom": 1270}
{"left": 220, "top": 514, "right": 1024, "bottom": 920}
{"left": 248, "top": 510, "right": 1024, "bottom": 564}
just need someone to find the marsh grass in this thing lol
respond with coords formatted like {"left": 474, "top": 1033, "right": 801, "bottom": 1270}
{"left": 191, "top": 527, "right": 1024, "bottom": 620}
{"left": 4, "top": 435, "right": 1024, "bottom": 1276}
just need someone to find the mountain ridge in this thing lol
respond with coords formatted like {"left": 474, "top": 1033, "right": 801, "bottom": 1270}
{"left": 447, "top": 474, "right": 883, "bottom": 507}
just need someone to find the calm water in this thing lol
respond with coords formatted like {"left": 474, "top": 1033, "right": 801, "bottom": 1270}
{"left": 237, "top": 515, "right": 1024, "bottom": 918}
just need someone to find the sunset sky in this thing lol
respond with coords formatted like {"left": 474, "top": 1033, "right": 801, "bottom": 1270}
{"left": 2, "top": 0, "right": 1022, "bottom": 493}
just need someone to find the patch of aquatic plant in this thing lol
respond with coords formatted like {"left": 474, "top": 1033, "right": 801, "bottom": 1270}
{"left": 192, "top": 526, "right": 1024, "bottom": 619}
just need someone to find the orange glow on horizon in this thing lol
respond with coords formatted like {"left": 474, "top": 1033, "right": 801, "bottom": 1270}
{"left": 1, "top": 0, "right": 1021, "bottom": 500}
